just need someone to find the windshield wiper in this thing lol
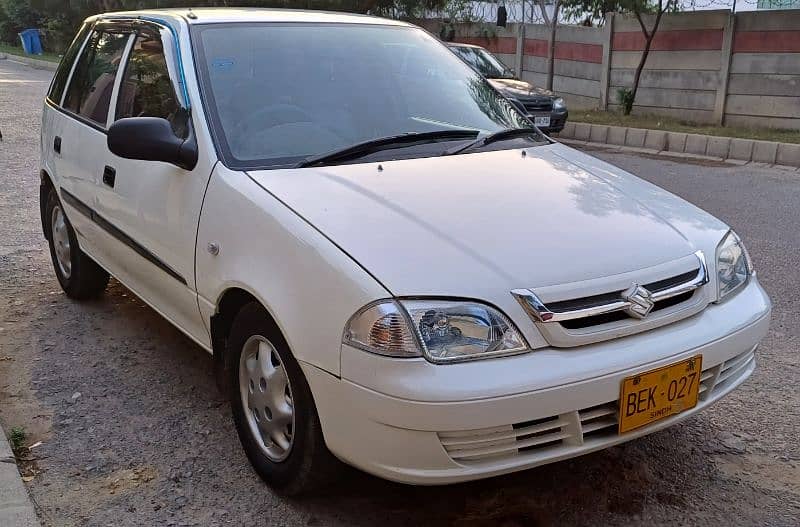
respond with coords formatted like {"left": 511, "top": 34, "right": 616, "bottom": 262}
{"left": 442, "top": 127, "right": 544, "bottom": 156}
{"left": 295, "top": 129, "right": 480, "bottom": 168}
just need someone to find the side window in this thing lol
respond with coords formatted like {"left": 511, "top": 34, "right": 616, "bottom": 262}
{"left": 63, "top": 30, "right": 130, "bottom": 126}
{"left": 116, "top": 30, "right": 180, "bottom": 125}
{"left": 48, "top": 22, "right": 91, "bottom": 105}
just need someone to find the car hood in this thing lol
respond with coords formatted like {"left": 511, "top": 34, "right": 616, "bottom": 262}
{"left": 488, "top": 78, "right": 555, "bottom": 98}
{"left": 247, "top": 143, "right": 728, "bottom": 300}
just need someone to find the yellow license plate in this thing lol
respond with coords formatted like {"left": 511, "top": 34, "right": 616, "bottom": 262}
{"left": 618, "top": 355, "right": 702, "bottom": 434}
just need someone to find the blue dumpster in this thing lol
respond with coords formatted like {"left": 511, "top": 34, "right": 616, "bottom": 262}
{"left": 18, "top": 29, "right": 43, "bottom": 55}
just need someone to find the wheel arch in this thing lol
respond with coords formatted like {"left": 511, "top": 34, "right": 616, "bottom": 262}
{"left": 40, "top": 169, "right": 56, "bottom": 240}
{"left": 210, "top": 286, "right": 289, "bottom": 394}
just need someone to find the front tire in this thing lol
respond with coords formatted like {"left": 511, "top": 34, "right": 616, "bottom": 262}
{"left": 45, "top": 188, "right": 109, "bottom": 299}
{"left": 228, "top": 302, "right": 337, "bottom": 495}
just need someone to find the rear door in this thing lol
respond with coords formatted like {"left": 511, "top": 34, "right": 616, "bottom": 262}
{"left": 92, "top": 22, "right": 214, "bottom": 347}
{"left": 42, "top": 20, "right": 91, "bottom": 233}
{"left": 54, "top": 24, "right": 133, "bottom": 258}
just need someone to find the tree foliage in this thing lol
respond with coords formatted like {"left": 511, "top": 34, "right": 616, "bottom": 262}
{"left": 561, "top": 0, "right": 677, "bottom": 26}
{"left": 1, "top": 0, "right": 458, "bottom": 53}
{"left": 0, "top": 0, "right": 43, "bottom": 45}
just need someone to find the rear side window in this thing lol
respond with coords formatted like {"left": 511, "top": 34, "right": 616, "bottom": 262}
{"left": 48, "top": 22, "right": 91, "bottom": 105}
{"left": 116, "top": 30, "right": 180, "bottom": 124}
{"left": 63, "top": 30, "right": 130, "bottom": 126}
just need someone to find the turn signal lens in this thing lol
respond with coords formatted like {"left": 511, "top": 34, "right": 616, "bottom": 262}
{"left": 343, "top": 301, "right": 421, "bottom": 357}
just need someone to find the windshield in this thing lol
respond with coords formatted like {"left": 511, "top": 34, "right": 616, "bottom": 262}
{"left": 449, "top": 45, "right": 514, "bottom": 80}
{"left": 192, "top": 23, "right": 534, "bottom": 169}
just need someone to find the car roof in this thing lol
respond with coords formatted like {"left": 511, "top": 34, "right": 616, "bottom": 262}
{"left": 93, "top": 8, "right": 412, "bottom": 27}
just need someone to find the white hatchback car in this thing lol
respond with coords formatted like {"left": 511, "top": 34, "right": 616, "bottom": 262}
{"left": 40, "top": 9, "right": 771, "bottom": 494}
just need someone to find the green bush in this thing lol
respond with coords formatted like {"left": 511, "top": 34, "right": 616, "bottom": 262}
{"left": 0, "top": 0, "right": 41, "bottom": 45}
{"left": 617, "top": 87, "right": 635, "bottom": 115}
{"left": 9, "top": 426, "right": 26, "bottom": 451}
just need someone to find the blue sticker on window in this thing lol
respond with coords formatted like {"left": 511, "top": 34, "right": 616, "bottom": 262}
{"left": 211, "top": 58, "right": 235, "bottom": 71}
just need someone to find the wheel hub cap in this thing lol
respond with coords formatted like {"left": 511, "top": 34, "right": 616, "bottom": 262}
{"left": 239, "top": 335, "right": 295, "bottom": 462}
{"left": 51, "top": 205, "right": 71, "bottom": 278}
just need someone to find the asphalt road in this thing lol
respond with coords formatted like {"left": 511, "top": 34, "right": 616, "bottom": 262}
{"left": 1, "top": 58, "right": 799, "bottom": 527}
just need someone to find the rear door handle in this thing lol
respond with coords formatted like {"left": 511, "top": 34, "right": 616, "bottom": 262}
{"left": 102, "top": 165, "right": 116, "bottom": 188}
{"left": 53, "top": 136, "right": 61, "bottom": 154}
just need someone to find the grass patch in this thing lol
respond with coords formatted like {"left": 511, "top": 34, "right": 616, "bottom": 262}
{"left": 0, "top": 42, "right": 61, "bottom": 63}
{"left": 9, "top": 426, "right": 26, "bottom": 451}
{"left": 574, "top": 109, "right": 800, "bottom": 145}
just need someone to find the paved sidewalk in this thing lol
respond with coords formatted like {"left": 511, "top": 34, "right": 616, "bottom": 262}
{"left": 0, "top": 429, "right": 40, "bottom": 526}
{"left": 0, "top": 52, "right": 58, "bottom": 71}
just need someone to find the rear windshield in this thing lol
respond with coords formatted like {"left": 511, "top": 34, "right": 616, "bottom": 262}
{"left": 191, "top": 23, "right": 534, "bottom": 169}
{"left": 450, "top": 45, "right": 515, "bottom": 80}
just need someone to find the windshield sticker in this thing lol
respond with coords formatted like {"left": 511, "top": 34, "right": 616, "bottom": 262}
{"left": 211, "top": 58, "right": 235, "bottom": 71}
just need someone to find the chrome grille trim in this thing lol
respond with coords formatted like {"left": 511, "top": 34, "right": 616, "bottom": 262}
{"left": 512, "top": 251, "right": 708, "bottom": 324}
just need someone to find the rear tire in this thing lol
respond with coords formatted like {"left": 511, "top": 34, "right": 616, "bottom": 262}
{"left": 45, "top": 187, "right": 109, "bottom": 299}
{"left": 227, "top": 302, "right": 338, "bottom": 495}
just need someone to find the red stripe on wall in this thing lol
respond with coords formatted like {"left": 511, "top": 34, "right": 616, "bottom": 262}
{"left": 733, "top": 31, "right": 800, "bottom": 53}
{"left": 524, "top": 39, "right": 603, "bottom": 63}
{"left": 554, "top": 42, "right": 603, "bottom": 63}
{"left": 455, "top": 37, "right": 517, "bottom": 55}
{"left": 613, "top": 29, "right": 723, "bottom": 51}
{"left": 524, "top": 38, "right": 549, "bottom": 57}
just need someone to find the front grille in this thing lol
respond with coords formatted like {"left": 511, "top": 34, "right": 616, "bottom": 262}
{"left": 521, "top": 98, "right": 552, "bottom": 113}
{"left": 560, "top": 291, "right": 694, "bottom": 329}
{"left": 512, "top": 253, "right": 710, "bottom": 347}
{"left": 549, "top": 269, "right": 700, "bottom": 330}
{"left": 438, "top": 348, "right": 755, "bottom": 465}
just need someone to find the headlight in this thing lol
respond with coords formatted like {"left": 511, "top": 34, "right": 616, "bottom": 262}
{"left": 343, "top": 299, "right": 528, "bottom": 363}
{"left": 716, "top": 230, "right": 753, "bottom": 301}
{"left": 552, "top": 97, "right": 566, "bottom": 110}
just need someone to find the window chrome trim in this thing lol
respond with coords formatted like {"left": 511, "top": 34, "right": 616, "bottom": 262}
{"left": 59, "top": 22, "right": 95, "bottom": 108}
{"left": 512, "top": 251, "right": 708, "bottom": 324}
{"left": 105, "top": 32, "right": 136, "bottom": 129}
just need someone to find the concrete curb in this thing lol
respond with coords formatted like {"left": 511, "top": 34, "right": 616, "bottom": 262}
{"left": 0, "top": 428, "right": 40, "bottom": 526}
{"left": 0, "top": 52, "right": 58, "bottom": 71}
{"left": 556, "top": 122, "right": 800, "bottom": 169}
{"left": 558, "top": 137, "right": 800, "bottom": 173}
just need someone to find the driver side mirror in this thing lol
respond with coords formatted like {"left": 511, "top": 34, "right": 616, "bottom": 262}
{"left": 107, "top": 117, "right": 198, "bottom": 170}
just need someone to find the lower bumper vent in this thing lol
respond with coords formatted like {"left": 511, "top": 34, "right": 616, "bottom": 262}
{"left": 438, "top": 348, "right": 755, "bottom": 464}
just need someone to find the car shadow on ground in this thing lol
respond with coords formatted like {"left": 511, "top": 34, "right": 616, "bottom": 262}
{"left": 296, "top": 427, "right": 697, "bottom": 526}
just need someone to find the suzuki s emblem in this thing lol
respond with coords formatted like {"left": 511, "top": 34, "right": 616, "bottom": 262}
{"left": 621, "top": 283, "right": 654, "bottom": 319}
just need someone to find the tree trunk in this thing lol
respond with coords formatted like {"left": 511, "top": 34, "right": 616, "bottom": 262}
{"left": 629, "top": 32, "right": 654, "bottom": 114}
{"left": 628, "top": 7, "right": 665, "bottom": 115}
{"left": 540, "top": 0, "right": 560, "bottom": 92}
{"left": 357, "top": 0, "right": 380, "bottom": 14}
{"left": 546, "top": 24, "right": 556, "bottom": 91}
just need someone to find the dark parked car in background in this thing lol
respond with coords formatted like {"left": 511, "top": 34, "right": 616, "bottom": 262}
{"left": 448, "top": 42, "right": 568, "bottom": 134}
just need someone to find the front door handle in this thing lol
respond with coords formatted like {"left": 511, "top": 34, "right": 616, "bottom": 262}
{"left": 102, "top": 165, "right": 116, "bottom": 188}
{"left": 53, "top": 136, "right": 61, "bottom": 154}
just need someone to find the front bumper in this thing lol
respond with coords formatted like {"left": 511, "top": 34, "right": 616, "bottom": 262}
{"left": 302, "top": 278, "right": 770, "bottom": 485}
{"left": 529, "top": 109, "right": 568, "bottom": 133}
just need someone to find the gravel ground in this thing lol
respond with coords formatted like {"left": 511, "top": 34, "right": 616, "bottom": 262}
{"left": 1, "top": 58, "right": 798, "bottom": 527}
